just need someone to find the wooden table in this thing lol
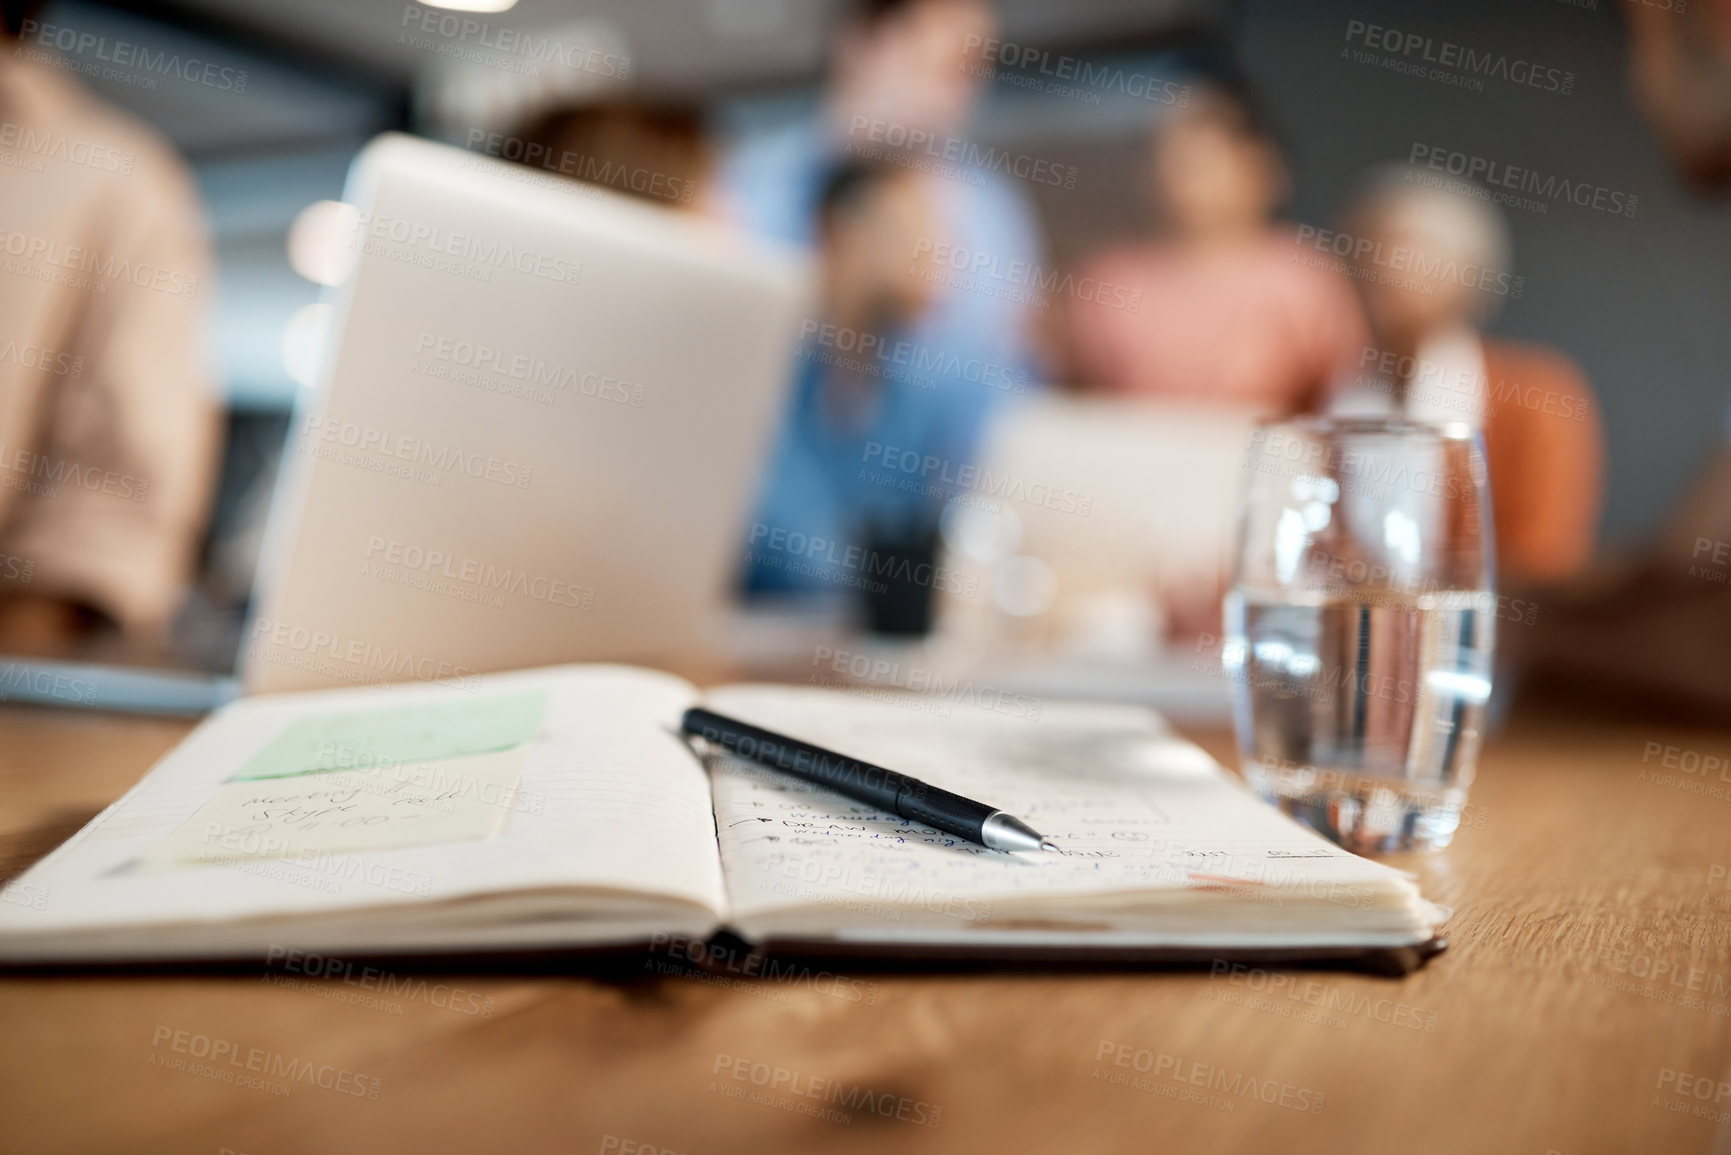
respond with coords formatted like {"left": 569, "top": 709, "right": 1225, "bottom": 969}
{"left": 1, "top": 699, "right": 1727, "bottom": 1155}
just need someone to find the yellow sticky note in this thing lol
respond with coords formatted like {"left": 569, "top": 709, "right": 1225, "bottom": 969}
{"left": 139, "top": 746, "right": 529, "bottom": 867}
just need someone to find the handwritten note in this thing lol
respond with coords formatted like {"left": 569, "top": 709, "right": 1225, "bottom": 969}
{"left": 701, "top": 687, "right": 1416, "bottom": 931}
{"left": 233, "top": 692, "right": 547, "bottom": 781}
{"left": 137, "top": 747, "right": 528, "bottom": 866}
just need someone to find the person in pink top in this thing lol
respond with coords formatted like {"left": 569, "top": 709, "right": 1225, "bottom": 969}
{"left": 1063, "top": 85, "right": 1366, "bottom": 415}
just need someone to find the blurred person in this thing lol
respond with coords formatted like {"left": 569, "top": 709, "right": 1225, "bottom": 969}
{"left": 1328, "top": 167, "right": 1604, "bottom": 587}
{"left": 1625, "top": 0, "right": 1731, "bottom": 191}
{"left": 743, "top": 162, "right": 954, "bottom": 604}
{"left": 1498, "top": 0, "right": 1731, "bottom": 719}
{"left": 1051, "top": 84, "right": 1362, "bottom": 646}
{"left": 507, "top": 100, "right": 715, "bottom": 213}
{"left": 0, "top": 0, "right": 220, "bottom": 655}
{"left": 1062, "top": 85, "right": 1365, "bottom": 413}
{"left": 721, "top": 0, "right": 1042, "bottom": 484}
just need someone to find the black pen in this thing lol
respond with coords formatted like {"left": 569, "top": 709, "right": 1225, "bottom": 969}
{"left": 680, "top": 707, "right": 1059, "bottom": 853}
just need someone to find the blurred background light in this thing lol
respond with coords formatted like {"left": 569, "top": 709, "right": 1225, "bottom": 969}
{"left": 279, "top": 303, "right": 334, "bottom": 391}
{"left": 286, "top": 200, "right": 361, "bottom": 287}
{"left": 425, "top": 0, "right": 519, "bottom": 12}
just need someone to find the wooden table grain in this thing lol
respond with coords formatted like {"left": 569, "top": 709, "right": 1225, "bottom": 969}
{"left": 1, "top": 699, "right": 1728, "bottom": 1155}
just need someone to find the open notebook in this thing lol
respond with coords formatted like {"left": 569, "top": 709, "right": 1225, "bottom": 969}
{"left": 0, "top": 665, "right": 1448, "bottom": 970}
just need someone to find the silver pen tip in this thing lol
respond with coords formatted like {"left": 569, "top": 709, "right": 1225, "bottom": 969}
{"left": 981, "top": 812, "right": 1053, "bottom": 853}
{"left": 1039, "top": 839, "right": 1060, "bottom": 852}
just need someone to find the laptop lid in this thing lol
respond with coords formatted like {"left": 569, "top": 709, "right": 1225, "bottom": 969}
{"left": 244, "top": 132, "right": 808, "bottom": 694}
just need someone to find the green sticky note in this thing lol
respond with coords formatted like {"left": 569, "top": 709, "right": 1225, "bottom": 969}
{"left": 234, "top": 691, "right": 548, "bottom": 781}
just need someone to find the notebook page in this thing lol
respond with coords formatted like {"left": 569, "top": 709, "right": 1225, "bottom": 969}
{"left": 703, "top": 686, "right": 1436, "bottom": 938}
{"left": 0, "top": 665, "right": 722, "bottom": 951}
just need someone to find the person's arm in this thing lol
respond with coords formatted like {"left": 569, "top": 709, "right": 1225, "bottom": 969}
{"left": 1486, "top": 346, "right": 1606, "bottom": 585}
{"left": 1295, "top": 253, "right": 1372, "bottom": 415}
{"left": 3, "top": 145, "right": 221, "bottom": 640}
{"left": 1056, "top": 249, "right": 1135, "bottom": 393}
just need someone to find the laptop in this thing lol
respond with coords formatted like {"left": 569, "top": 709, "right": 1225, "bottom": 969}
{"left": 0, "top": 132, "right": 808, "bottom": 709}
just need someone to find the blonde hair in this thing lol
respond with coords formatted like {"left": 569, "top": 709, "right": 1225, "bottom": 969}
{"left": 1346, "top": 163, "right": 1512, "bottom": 285}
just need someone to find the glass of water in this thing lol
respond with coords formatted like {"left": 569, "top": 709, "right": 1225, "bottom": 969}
{"left": 1224, "top": 416, "right": 1494, "bottom": 853}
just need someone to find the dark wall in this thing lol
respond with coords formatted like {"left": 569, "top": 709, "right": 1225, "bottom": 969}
{"left": 1235, "top": 0, "right": 1731, "bottom": 545}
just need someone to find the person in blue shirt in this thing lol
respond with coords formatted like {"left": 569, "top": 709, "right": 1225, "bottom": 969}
{"left": 727, "top": 0, "right": 1045, "bottom": 605}
{"left": 745, "top": 162, "right": 957, "bottom": 599}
